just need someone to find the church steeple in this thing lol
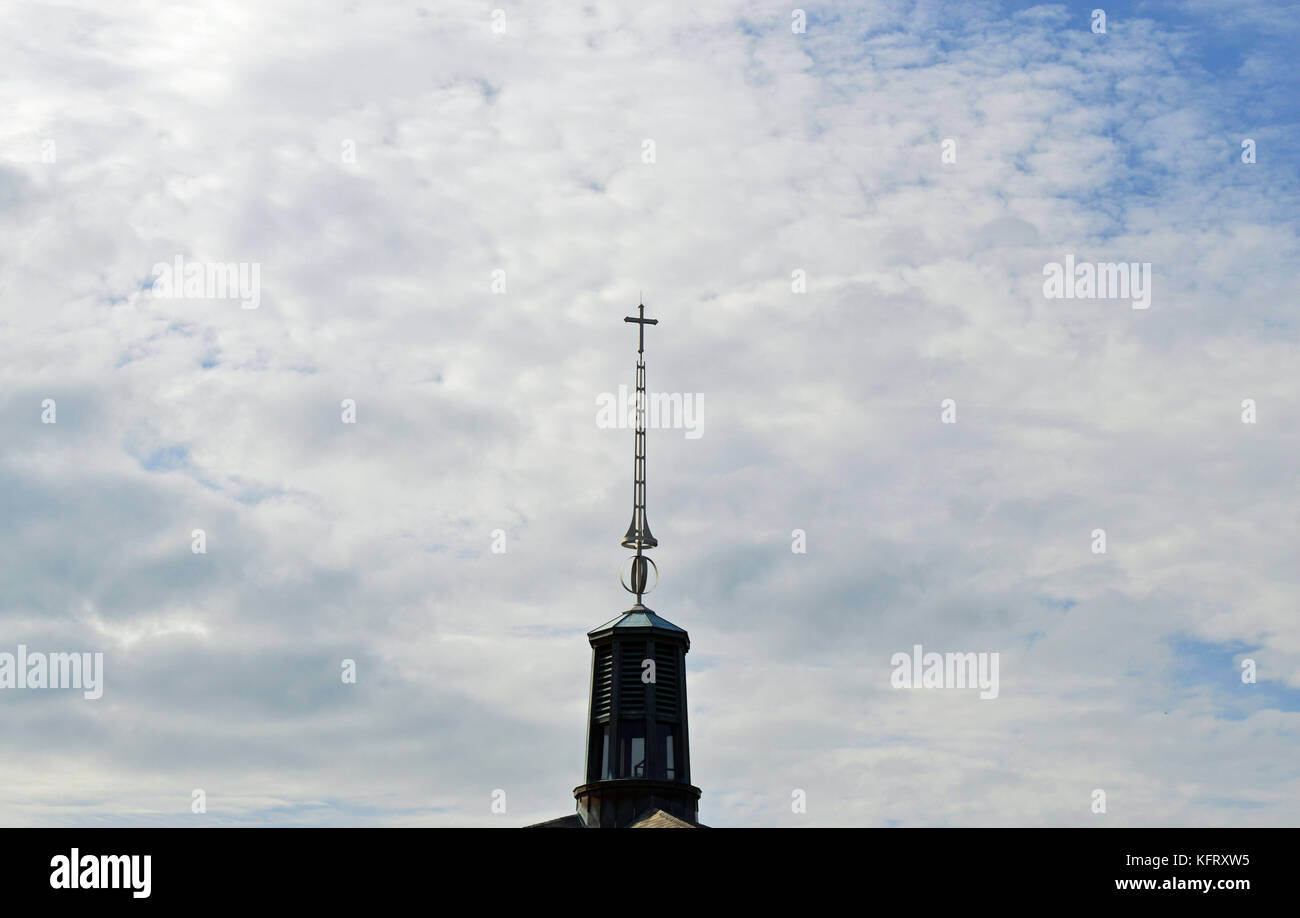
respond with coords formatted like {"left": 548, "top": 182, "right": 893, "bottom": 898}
{"left": 571, "top": 298, "right": 702, "bottom": 828}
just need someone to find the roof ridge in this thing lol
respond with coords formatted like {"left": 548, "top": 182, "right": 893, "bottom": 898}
{"left": 629, "top": 807, "right": 696, "bottom": 828}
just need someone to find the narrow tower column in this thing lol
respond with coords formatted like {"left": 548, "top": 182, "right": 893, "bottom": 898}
{"left": 572, "top": 297, "right": 701, "bottom": 828}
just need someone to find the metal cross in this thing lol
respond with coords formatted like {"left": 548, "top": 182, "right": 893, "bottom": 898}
{"left": 624, "top": 299, "right": 658, "bottom": 354}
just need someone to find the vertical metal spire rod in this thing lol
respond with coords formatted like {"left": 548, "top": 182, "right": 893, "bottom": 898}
{"left": 621, "top": 299, "right": 659, "bottom": 604}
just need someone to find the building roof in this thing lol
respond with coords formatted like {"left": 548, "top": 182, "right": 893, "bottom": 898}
{"left": 589, "top": 605, "right": 687, "bottom": 636}
{"left": 525, "top": 814, "right": 584, "bottom": 828}
{"left": 629, "top": 808, "right": 697, "bottom": 828}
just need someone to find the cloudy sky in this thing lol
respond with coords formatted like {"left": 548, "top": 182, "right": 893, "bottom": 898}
{"left": 1, "top": 0, "right": 1297, "bottom": 827}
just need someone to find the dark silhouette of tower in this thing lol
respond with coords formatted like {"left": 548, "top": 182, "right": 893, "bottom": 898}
{"left": 529, "top": 299, "right": 702, "bottom": 828}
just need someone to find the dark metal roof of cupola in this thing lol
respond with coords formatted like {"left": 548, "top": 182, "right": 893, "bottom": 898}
{"left": 588, "top": 604, "right": 688, "bottom": 640}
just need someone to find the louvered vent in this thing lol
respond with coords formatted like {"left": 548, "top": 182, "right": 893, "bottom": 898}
{"left": 593, "top": 645, "right": 613, "bottom": 720}
{"left": 620, "top": 641, "right": 647, "bottom": 717}
{"left": 654, "top": 643, "right": 680, "bottom": 722}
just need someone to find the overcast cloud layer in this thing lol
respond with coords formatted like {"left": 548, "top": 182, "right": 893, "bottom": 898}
{"left": 1, "top": 0, "right": 1297, "bottom": 827}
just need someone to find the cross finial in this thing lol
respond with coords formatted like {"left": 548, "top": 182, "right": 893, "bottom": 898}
{"left": 624, "top": 298, "right": 658, "bottom": 354}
